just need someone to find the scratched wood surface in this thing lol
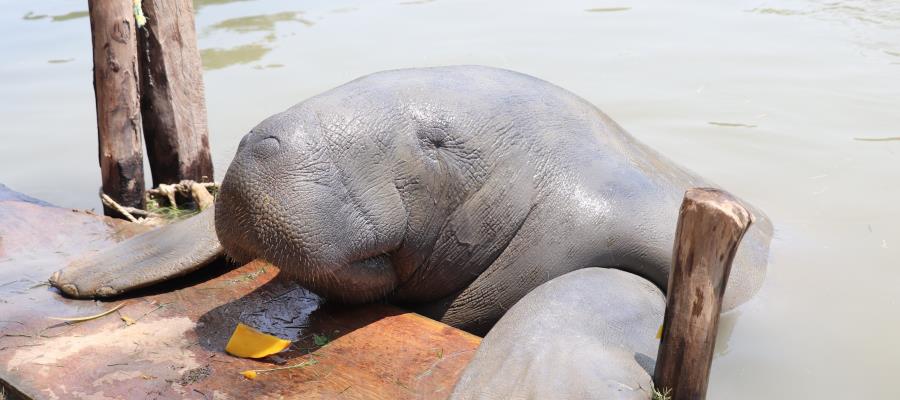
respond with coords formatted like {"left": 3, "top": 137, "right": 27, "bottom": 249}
{"left": 0, "top": 184, "right": 480, "bottom": 400}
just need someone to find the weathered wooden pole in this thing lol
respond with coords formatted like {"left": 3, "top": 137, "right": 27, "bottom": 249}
{"left": 88, "top": 0, "right": 146, "bottom": 215}
{"left": 654, "top": 188, "right": 753, "bottom": 400}
{"left": 137, "top": 0, "right": 214, "bottom": 186}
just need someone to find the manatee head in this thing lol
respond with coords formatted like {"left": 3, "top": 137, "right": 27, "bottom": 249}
{"left": 215, "top": 109, "right": 409, "bottom": 304}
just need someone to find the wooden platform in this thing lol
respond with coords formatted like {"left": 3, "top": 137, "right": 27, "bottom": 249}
{"left": 0, "top": 184, "right": 480, "bottom": 399}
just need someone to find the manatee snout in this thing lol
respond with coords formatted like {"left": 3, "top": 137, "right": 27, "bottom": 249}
{"left": 214, "top": 113, "right": 408, "bottom": 304}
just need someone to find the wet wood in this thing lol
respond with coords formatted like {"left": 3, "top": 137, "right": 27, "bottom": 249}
{"left": 138, "top": 0, "right": 214, "bottom": 186}
{"left": 654, "top": 188, "right": 753, "bottom": 400}
{"left": 88, "top": 0, "right": 146, "bottom": 214}
{"left": 0, "top": 185, "right": 478, "bottom": 399}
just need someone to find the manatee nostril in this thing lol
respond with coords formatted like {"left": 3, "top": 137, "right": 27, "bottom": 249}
{"left": 251, "top": 136, "right": 280, "bottom": 159}
{"left": 62, "top": 284, "right": 79, "bottom": 297}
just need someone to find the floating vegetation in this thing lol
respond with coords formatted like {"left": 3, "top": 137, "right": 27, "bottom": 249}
{"left": 253, "top": 63, "right": 285, "bottom": 70}
{"left": 22, "top": 10, "right": 89, "bottom": 22}
{"left": 51, "top": 11, "right": 89, "bottom": 22}
{"left": 749, "top": 7, "right": 809, "bottom": 17}
{"left": 201, "top": 44, "right": 271, "bottom": 70}
{"left": 585, "top": 7, "right": 631, "bottom": 13}
{"left": 208, "top": 11, "right": 311, "bottom": 33}
{"left": 199, "top": 9, "right": 314, "bottom": 71}
{"left": 853, "top": 136, "right": 900, "bottom": 142}
{"left": 708, "top": 121, "right": 758, "bottom": 128}
{"left": 22, "top": 12, "right": 48, "bottom": 21}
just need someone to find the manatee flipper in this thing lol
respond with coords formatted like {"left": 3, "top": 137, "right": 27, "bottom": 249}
{"left": 49, "top": 206, "right": 224, "bottom": 298}
{"left": 450, "top": 268, "right": 664, "bottom": 400}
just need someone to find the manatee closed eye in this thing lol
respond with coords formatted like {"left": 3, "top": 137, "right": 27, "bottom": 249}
{"left": 50, "top": 66, "right": 771, "bottom": 395}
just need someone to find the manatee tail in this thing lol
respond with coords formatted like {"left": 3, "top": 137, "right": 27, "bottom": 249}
{"left": 49, "top": 206, "right": 224, "bottom": 298}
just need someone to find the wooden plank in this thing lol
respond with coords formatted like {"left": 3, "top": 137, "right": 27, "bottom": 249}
{"left": 654, "top": 188, "right": 753, "bottom": 400}
{"left": 138, "top": 0, "right": 214, "bottom": 185}
{"left": 88, "top": 0, "right": 146, "bottom": 213}
{"left": 0, "top": 185, "right": 479, "bottom": 399}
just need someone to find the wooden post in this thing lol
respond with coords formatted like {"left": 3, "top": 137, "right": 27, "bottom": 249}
{"left": 137, "top": 0, "right": 214, "bottom": 186}
{"left": 88, "top": 0, "right": 146, "bottom": 215}
{"left": 654, "top": 188, "right": 753, "bottom": 400}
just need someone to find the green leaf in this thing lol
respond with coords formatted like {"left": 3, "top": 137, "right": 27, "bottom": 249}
{"left": 313, "top": 333, "right": 329, "bottom": 347}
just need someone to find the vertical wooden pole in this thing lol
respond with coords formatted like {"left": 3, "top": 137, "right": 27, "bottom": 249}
{"left": 654, "top": 188, "right": 753, "bottom": 400}
{"left": 88, "top": 0, "right": 146, "bottom": 215}
{"left": 137, "top": 0, "right": 214, "bottom": 186}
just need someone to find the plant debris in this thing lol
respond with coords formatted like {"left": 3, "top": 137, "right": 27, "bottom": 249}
{"left": 651, "top": 385, "right": 672, "bottom": 400}
{"left": 239, "top": 357, "right": 318, "bottom": 380}
{"left": 313, "top": 333, "right": 330, "bottom": 347}
{"left": 48, "top": 302, "right": 126, "bottom": 323}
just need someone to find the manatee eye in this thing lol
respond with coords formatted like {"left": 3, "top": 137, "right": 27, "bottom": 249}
{"left": 252, "top": 136, "right": 280, "bottom": 159}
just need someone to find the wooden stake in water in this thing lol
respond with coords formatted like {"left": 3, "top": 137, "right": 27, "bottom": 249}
{"left": 137, "top": 0, "right": 214, "bottom": 186}
{"left": 88, "top": 0, "right": 146, "bottom": 215}
{"left": 654, "top": 188, "right": 753, "bottom": 400}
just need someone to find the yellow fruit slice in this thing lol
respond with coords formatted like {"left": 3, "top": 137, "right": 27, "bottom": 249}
{"left": 225, "top": 323, "right": 292, "bottom": 358}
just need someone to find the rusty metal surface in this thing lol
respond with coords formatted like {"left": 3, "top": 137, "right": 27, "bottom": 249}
{"left": 0, "top": 185, "right": 480, "bottom": 399}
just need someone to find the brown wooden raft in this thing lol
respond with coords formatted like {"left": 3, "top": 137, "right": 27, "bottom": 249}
{"left": 0, "top": 185, "right": 480, "bottom": 400}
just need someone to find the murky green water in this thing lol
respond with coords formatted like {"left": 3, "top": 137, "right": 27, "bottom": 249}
{"left": 1, "top": 0, "right": 898, "bottom": 398}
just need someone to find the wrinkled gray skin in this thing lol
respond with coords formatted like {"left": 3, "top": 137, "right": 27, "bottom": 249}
{"left": 50, "top": 66, "right": 771, "bottom": 398}
{"left": 451, "top": 268, "right": 665, "bottom": 399}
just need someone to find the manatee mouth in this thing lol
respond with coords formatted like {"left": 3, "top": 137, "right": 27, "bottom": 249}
{"left": 299, "top": 254, "right": 399, "bottom": 303}
{"left": 220, "top": 228, "right": 399, "bottom": 304}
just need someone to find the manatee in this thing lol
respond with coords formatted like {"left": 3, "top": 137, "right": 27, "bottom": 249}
{"left": 49, "top": 66, "right": 771, "bottom": 398}
{"left": 451, "top": 268, "right": 665, "bottom": 399}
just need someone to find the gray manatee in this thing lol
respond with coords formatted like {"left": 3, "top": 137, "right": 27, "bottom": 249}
{"left": 49, "top": 66, "right": 771, "bottom": 398}
{"left": 451, "top": 268, "right": 665, "bottom": 399}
